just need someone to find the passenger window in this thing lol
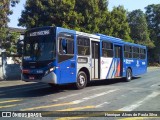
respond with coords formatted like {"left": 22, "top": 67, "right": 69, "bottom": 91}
{"left": 58, "top": 32, "right": 74, "bottom": 63}
{"left": 124, "top": 45, "right": 132, "bottom": 58}
{"left": 77, "top": 36, "right": 90, "bottom": 56}
{"left": 102, "top": 41, "right": 113, "bottom": 57}
{"left": 133, "top": 47, "right": 140, "bottom": 59}
{"left": 139, "top": 48, "right": 146, "bottom": 59}
{"left": 59, "top": 38, "right": 74, "bottom": 55}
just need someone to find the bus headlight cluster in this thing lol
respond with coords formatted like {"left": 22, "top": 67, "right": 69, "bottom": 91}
{"left": 45, "top": 67, "right": 55, "bottom": 76}
{"left": 49, "top": 67, "right": 55, "bottom": 72}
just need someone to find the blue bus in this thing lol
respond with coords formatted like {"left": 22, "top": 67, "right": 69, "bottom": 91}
{"left": 20, "top": 26, "right": 147, "bottom": 89}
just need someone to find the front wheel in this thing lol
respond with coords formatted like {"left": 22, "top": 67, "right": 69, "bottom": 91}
{"left": 125, "top": 68, "right": 132, "bottom": 82}
{"left": 75, "top": 71, "right": 87, "bottom": 89}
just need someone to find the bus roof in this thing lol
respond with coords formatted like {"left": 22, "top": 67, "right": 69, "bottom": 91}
{"left": 25, "top": 26, "right": 146, "bottom": 48}
{"left": 96, "top": 33, "right": 146, "bottom": 48}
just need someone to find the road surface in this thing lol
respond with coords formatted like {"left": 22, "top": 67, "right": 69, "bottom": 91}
{"left": 0, "top": 67, "right": 160, "bottom": 120}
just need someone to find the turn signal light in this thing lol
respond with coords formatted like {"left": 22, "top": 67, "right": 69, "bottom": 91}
{"left": 22, "top": 69, "right": 30, "bottom": 74}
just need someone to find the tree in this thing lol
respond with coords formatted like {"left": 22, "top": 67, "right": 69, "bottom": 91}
{"left": 19, "top": 0, "right": 110, "bottom": 34}
{"left": 145, "top": 4, "right": 160, "bottom": 37}
{"left": 0, "top": 0, "right": 19, "bottom": 54}
{"left": 0, "top": 0, "right": 19, "bottom": 31}
{"left": 128, "top": 9, "right": 154, "bottom": 48}
{"left": 19, "top": 0, "right": 133, "bottom": 42}
{"left": 18, "top": 0, "right": 82, "bottom": 30}
{"left": 75, "top": 0, "right": 109, "bottom": 33}
{"left": 110, "top": 6, "right": 132, "bottom": 42}
{"left": 0, "top": 0, "right": 10, "bottom": 48}
{"left": 2, "top": 32, "right": 20, "bottom": 55}
{"left": 145, "top": 4, "right": 160, "bottom": 62}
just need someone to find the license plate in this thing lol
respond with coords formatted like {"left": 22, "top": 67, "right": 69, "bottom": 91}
{"left": 29, "top": 76, "right": 35, "bottom": 80}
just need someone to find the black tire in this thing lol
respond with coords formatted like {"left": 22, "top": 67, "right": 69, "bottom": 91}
{"left": 75, "top": 71, "right": 87, "bottom": 89}
{"left": 125, "top": 68, "right": 132, "bottom": 82}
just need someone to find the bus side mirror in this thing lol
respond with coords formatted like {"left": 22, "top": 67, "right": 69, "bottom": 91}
{"left": 62, "top": 39, "right": 67, "bottom": 54}
{"left": 17, "top": 40, "right": 24, "bottom": 56}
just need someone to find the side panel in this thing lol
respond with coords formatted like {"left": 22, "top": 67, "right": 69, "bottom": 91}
{"left": 100, "top": 43, "right": 123, "bottom": 79}
{"left": 123, "top": 59, "right": 147, "bottom": 76}
{"left": 100, "top": 57, "right": 113, "bottom": 79}
{"left": 56, "top": 28, "right": 77, "bottom": 84}
{"left": 123, "top": 47, "right": 147, "bottom": 77}
{"left": 101, "top": 58, "right": 121, "bottom": 79}
{"left": 138, "top": 59, "right": 147, "bottom": 74}
{"left": 76, "top": 31, "right": 100, "bottom": 81}
{"left": 58, "top": 59, "right": 76, "bottom": 84}
{"left": 123, "top": 58, "right": 134, "bottom": 76}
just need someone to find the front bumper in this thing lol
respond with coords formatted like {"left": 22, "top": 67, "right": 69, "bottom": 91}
{"left": 22, "top": 72, "right": 57, "bottom": 84}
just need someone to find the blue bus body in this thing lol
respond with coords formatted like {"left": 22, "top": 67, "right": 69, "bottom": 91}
{"left": 96, "top": 33, "right": 147, "bottom": 79}
{"left": 22, "top": 26, "right": 147, "bottom": 89}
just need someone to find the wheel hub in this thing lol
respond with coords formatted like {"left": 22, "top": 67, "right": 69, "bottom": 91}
{"left": 79, "top": 75, "right": 85, "bottom": 85}
{"left": 128, "top": 72, "right": 131, "bottom": 79}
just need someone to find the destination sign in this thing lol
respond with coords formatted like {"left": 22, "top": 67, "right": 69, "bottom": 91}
{"left": 29, "top": 30, "right": 50, "bottom": 37}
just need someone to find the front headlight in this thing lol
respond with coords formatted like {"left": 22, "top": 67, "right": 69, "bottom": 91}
{"left": 49, "top": 67, "right": 55, "bottom": 72}
{"left": 45, "top": 67, "right": 55, "bottom": 76}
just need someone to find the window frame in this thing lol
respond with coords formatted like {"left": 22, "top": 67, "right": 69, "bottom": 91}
{"left": 77, "top": 35, "right": 90, "bottom": 56}
{"left": 133, "top": 46, "right": 140, "bottom": 59}
{"left": 124, "top": 45, "right": 133, "bottom": 59}
{"left": 102, "top": 41, "right": 113, "bottom": 58}
{"left": 57, "top": 32, "right": 74, "bottom": 63}
{"left": 58, "top": 32, "right": 74, "bottom": 56}
{"left": 139, "top": 48, "right": 146, "bottom": 59}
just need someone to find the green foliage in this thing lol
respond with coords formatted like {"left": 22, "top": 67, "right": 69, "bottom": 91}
{"left": 145, "top": 4, "right": 160, "bottom": 36}
{"left": 0, "top": 0, "right": 20, "bottom": 55}
{"left": 0, "top": 0, "right": 9, "bottom": 50}
{"left": 19, "top": 0, "right": 110, "bottom": 33}
{"left": 2, "top": 32, "right": 20, "bottom": 55}
{"left": 0, "top": 27, "right": 8, "bottom": 42}
{"left": 0, "top": 0, "right": 9, "bottom": 28}
{"left": 145, "top": 4, "right": 160, "bottom": 62}
{"left": 19, "top": 0, "right": 82, "bottom": 30}
{"left": 110, "top": 6, "right": 132, "bottom": 42}
{"left": 0, "top": 0, "right": 19, "bottom": 27}
{"left": 75, "top": 0, "right": 109, "bottom": 33}
{"left": 128, "top": 9, "right": 154, "bottom": 48}
{"left": 18, "top": 0, "right": 160, "bottom": 63}
{"left": 19, "top": 0, "right": 132, "bottom": 42}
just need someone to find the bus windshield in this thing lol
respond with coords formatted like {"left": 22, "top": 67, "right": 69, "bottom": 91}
{"left": 23, "top": 35, "right": 56, "bottom": 61}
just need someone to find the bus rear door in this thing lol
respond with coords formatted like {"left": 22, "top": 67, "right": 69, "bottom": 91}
{"left": 114, "top": 45, "right": 123, "bottom": 77}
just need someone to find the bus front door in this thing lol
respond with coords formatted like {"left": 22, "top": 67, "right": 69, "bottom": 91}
{"left": 91, "top": 41, "right": 100, "bottom": 79}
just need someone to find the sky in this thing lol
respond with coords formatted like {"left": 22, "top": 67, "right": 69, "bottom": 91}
{"left": 8, "top": 0, "right": 160, "bottom": 29}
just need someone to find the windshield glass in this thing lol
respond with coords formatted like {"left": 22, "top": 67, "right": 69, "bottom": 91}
{"left": 23, "top": 35, "right": 56, "bottom": 61}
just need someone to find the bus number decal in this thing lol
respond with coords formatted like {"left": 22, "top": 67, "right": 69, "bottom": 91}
{"left": 125, "top": 59, "right": 134, "bottom": 64}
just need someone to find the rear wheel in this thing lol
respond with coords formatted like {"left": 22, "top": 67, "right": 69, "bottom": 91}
{"left": 75, "top": 71, "right": 87, "bottom": 89}
{"left": 125, "top": 68, "right": 132, "bottom": 82}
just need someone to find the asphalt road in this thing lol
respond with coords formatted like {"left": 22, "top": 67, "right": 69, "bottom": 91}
{"left": 0, "top": 67, "right": 160, "bottom": 120}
